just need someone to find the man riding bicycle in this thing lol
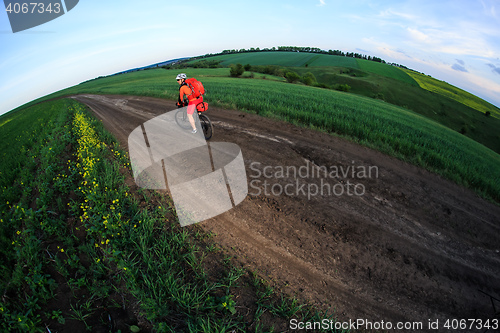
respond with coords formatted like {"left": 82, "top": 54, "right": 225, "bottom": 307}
{"left": 176, "top": 73, "right": 203, "bottom": 134}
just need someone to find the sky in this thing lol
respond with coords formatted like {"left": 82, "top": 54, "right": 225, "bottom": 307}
{"left": 1, "top": 0, "right": 500, "bottom": 116}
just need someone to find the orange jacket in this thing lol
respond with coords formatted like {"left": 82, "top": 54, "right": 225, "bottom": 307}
{"left": 179, "top": 84, "right": 196, "bottom": 102}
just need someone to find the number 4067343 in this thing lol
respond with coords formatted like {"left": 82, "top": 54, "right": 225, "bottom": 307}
{"left": 5, "top": 2, "right": 62, "bottom": 14}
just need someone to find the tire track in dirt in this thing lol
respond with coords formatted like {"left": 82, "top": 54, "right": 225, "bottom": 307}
{"left": 73, "top": 94, "right": 500, "bottom": 331}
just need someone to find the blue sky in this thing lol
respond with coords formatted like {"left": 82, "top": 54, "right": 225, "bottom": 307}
{"left": 1, "top": 0, "right": 500, "bottom": 115}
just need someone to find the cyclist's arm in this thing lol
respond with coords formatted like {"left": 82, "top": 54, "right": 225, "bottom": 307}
{"left": 179, "top": 85, "right": 191, "bottom": 100}
{"left": 179, "top": 85, "right": 191, "bottom": 106}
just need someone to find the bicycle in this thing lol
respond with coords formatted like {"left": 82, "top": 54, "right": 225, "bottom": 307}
{"left": 175, "top": 101, "right": 213, "bottom": 140}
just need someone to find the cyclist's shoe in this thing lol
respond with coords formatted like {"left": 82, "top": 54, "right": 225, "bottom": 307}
{"left": 191, "top": 128, "right": 197, "bottom": 134}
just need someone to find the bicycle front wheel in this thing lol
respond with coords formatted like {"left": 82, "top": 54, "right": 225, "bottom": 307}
{"left": 199, "top": 114, "right": 213, "bottom": 140}
{"left": 175, "top": 109, "right": 192, "bottom": 130}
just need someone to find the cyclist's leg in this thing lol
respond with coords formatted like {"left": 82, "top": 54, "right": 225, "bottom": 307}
{"left": 186, "top": 103, "right": 196, "bottom": 130}
{"left": 187, "top": 97, "right": 204, "bottom": 131}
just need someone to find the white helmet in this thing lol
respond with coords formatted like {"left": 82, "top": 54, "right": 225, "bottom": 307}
{"left": 176, "top": 73, "right": 187, "bottom": 80}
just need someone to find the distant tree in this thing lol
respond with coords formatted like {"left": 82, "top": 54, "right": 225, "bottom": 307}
{"left": 301, "top": 72, "right": 317, "bottom": 86}
{"left": 244, "top": 63, "right": 252, "bottom": 71}
{"left": 334, "top": 84, "right": 351, "bottom": 92}
{"left": 191, "top": 60, "right": 222, "bottom": 68}
{"left": 230, "top": 63, "right": 245, "bottom": 77}
{"left": 485, "top": 111, "right": 491, "bottom": 117}
{"left": 285, "top": 71, "right": 300, "bottom": 83}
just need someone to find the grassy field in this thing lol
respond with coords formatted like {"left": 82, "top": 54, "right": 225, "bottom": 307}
{"left": 1, "top": 99, "right": 337, "bottom": 332}
{"left": 291, "top": 66, "right": 500, "bottom": 153}
{"left": 403, "top": 69, "right": 500, "bottom": 118}
{"left": 187, "top": 52, "right": 500, "bottom": 153}
{"left": 355, "top": 59, "right": 418, "bottom": 86}
{"left": 13, "top": 67, "right": 500, "bottom": 203}
{"left": 192, "top": 52, "right": 500, "bottom": 116}
{"left": 203, "top": 76, "right": 500, "bottom": 202}
{"left": 191, "top": 52, "right": 418, "bottom": 85}
{"left": 192, "top": 52, "right": 360, "bottom": 69}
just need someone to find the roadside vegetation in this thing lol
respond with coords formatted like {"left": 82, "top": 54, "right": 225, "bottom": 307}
{"left": 0, "top": 99, "right": 342, "bottom": 332}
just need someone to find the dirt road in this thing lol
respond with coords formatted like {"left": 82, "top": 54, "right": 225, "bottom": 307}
{"left": 73, "top": 94, "right": 500, "bottom": 331}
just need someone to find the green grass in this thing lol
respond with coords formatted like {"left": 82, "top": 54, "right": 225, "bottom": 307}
{"left": 191, "top": 52, "right": 417, "bottom": 83}
{"left": 192, "top": 52, "right": 499, "bottom": 120}
{"left": 206, "top": 77, "right": 500, "bottom": 200}
{"left": 307, "top": 54, "right": 359, "bottom": 68}
{"left": 192, "top": 52, "right": 500, "bottom": 153}
{"left": 192, "top": 51, "right": 360, "bottom": 68}
{"left": 1, "top": 100, "right": 82, "bottom": 330}
{"left": 403, "top": 69, "right": 500, "bottom": 118}
{"left": 195, "top": 51, "right": 318, "bottom": 67}
{"left": 23, "top": 54, "right": 498, "bottom": 155}
{"left": 1, "top": 98, "right": 344, "bottom": 332}
{"left": 355, "top": 59, "right": 418, "bottom": 86}
{"left": 289, "top": 67, "right": 500, "bottom": 153}
{"left": 12, "top": 67, "right": 500, "bottom": 203}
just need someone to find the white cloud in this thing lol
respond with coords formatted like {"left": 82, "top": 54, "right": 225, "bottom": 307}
{"left": 407, "top": 27, "right": 431, "bottom": 43}
{"left": 377, "top": 9, "right": 418, "bottom": 21}
{"left": 404, "top": 25, "right": 497, "bottom": 59}
{"left": 480, "top": 0, "right": 498, "bottom": 18}
{"left": 317, "top": 0, "right": 326, "bottom": 6}
{"left": 362, "top": 37, "right": 413, "bottom": 61}
{"left": 358, "top": 2, "right": 500, "bottom": 61}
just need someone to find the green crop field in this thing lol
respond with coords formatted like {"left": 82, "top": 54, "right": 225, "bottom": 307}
{"left": 192, "top": 52, "right": 313, "bottom": 67}
{"left": 17, "top": 67, "right": 500, "bottom": 203}
{"left": 307, "top": 54, "right": 359, "bottom": 68}
{"left": 187, "top": 52, "right": 500, "bottom": 154}
{"left": 192, "top": 52, "right": 500, "bottom": 123}
{"left": 194, "top": 52, "right": 499, "bottom": 117}
{"left": 355, "top": 59, "right": 418, "bottom": 86}
{"left": 191, "top": 51, "right": 360, "bottom": 68}
{"left": 403, "top": 69, "right": 500, "bottom": 118}
{"left": 192, "top": 52, "right": 419, "bottom": 83}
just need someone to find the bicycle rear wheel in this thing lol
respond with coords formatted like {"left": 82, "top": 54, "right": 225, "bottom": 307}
{"left": 199, "top": 114, "right": 213, "bottom": 140}
{"left": 175, "top": 109, "right": 192, "bottom": 130}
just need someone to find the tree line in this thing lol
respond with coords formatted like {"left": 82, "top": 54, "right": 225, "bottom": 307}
{"left": 193, "top": 46, "right": 387, "bottom": 65}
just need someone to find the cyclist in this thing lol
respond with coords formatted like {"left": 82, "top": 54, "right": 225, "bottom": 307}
{"left": 176, "top": 73, "right": 203, "bottom": 133}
